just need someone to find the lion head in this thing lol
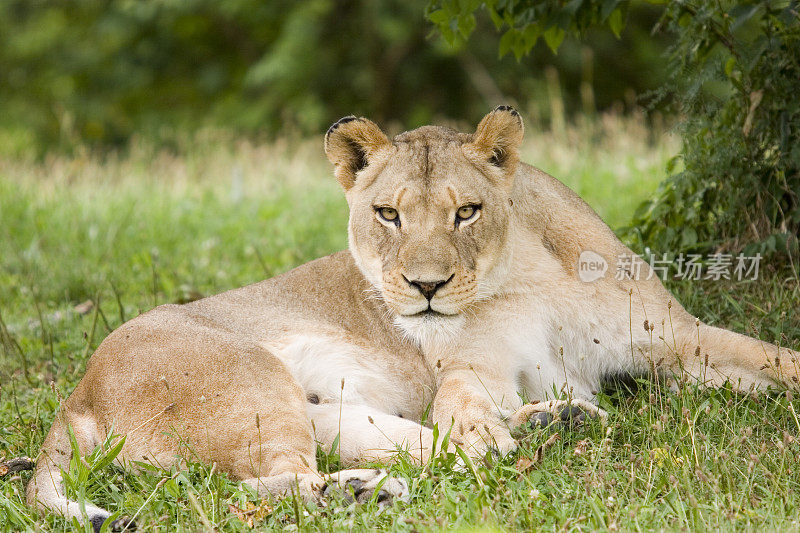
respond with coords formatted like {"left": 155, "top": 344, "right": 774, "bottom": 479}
{"left": 324, "top": 106, "right": 524, "bottom": 341}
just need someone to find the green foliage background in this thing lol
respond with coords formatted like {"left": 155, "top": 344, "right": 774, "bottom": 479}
{"left": 0, "top": 0, "right": 667, "bottom": 153}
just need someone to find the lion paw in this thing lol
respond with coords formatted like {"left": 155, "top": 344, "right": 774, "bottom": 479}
{"left": 90, "top": 515, "right": 136, "bottom": 533}
{"left": 320, "top": 469, "right": 409, "bottom": 507}
{"left": 510, "top": 399, "right": 607, "bottom": 435}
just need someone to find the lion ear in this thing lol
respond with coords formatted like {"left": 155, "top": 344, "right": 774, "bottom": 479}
{"left": 324, "top": 116, "right": 390, "bottom": 190}
{"left": 465, "top": 105, "right": 524, "bottom": 178}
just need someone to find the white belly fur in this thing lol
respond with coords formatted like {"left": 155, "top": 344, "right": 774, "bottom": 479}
{"left": 265, "top": 334, "right": 413, "bottom": 416}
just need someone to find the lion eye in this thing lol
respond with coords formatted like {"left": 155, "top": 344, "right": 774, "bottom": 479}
{"left": 457, "top": 206, "right": 475, "bottom": 220}
{"left": 376, "top": 207, "right": 399, "bottom": 224}
{"left": 456, "top": 205, "right": 480, "bottom": 224}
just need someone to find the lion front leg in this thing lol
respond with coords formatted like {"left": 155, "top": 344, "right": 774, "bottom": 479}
{"left": 431, "top": 366, "right": 521, "bottom": 460}
{"left": 432, "top": 368, "right": 609, "bottom": 460}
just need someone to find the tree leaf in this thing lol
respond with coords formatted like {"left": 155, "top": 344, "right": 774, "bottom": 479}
{"left": 487, "top": 6, "right": 504, "bottom": 29}
{"left": 499, "top": 28, "right": 521, "bottom": 58}
{"left": 608, "top": 7, "right": 624, "bottom": 38}
{"left": 724, "top": 56, "right": 736, "bottom": 77}
{"left": 457, "top": 13, "right": 476, "bottom": 39}
{"left": 522, "top": 23, "right": 541, "bottom": 50}
{"left": 543, "top": 26, "right": 566, "bottom": 54}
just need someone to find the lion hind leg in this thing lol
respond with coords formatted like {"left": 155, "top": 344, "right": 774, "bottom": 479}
{"left": 26, "top": 410, "right": 135, "bottom": 532}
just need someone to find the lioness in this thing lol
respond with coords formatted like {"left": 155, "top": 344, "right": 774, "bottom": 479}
{"left": 28, "top": 106, "right": 799, "bottom": 531}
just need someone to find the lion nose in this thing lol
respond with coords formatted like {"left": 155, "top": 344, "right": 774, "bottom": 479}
{"left": 405, "top": 275, "right": 453, "bottom": 301}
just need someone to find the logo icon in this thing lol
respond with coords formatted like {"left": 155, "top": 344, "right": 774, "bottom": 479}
{"left": 578, "top": 250, "right": 608, "bottom": 282}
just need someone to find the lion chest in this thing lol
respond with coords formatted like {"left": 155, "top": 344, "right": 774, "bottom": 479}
{"left": 491, "top": 300, "right": 636, "bottom": 402}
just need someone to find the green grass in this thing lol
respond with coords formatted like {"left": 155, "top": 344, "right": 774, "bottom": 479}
{"left": 2, "top": 115, "right": 800, "bottom": 531}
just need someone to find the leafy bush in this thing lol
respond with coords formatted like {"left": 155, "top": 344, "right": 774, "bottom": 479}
{"left": 627, "top": 1, "right": 800, "bottom": 258}
{"left": 428, "top": 0, "right": 800, "bottom": 258}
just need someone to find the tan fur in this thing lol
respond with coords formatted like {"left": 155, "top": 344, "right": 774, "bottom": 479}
{"left": 29, "top": 106, "right": 799, "bottom": 528}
